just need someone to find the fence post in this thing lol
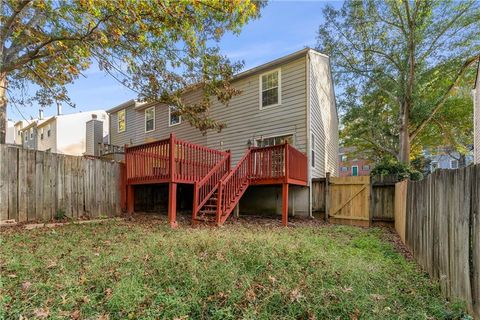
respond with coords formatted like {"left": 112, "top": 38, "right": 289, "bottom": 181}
{"left": 325, "top": 172, "right": 330, "bottom": 222}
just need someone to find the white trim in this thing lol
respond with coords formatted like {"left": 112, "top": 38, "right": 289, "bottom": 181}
{"left": 306, "top": 54, "right": 313, "bottom": 217}
{"left": 168, "top": 106, "right": 182, "bottom": 127}
{"left": 117, "top": 109, "right": 126, "bottom": 133}
{"left": 259, "top": 68, "right": 282, "bottom": 110}
{"left": 144, "top": 106, "right": 155, "bottom": 133}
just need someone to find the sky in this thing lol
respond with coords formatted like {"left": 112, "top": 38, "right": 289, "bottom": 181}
{"left": 7, "top": 1, "right": 337, "bottom": 122}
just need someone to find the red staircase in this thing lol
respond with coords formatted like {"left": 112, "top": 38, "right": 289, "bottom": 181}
{"left": 125, "top": 134, "right": 308, "bottom": 227}
{"left": 193, "top": 144, "right": 308, "bottom": 226}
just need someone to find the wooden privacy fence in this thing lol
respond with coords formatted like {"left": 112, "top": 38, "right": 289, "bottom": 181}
{"left": 0, "top": 145, "right": 125, "bottom": 222}
{"left": 370, "top": 175, "right": 397, "bottom": 222}
{"left": 327, "top": 176, "right": 371, "bottom": 227}
{"left": 394, "top": 165, "right": 479, "bottom": 318}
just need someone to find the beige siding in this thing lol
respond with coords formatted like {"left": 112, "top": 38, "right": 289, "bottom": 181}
{"left": 206, "top": 56, "right": 307, "bottom": 164}
{"left": 309, "top": 51, "right": 339, "bottom": 177}
{"left": 107, "top": 50, "right": 338, "bottom": 176}
{"left": 37, "top": 120, "right": 57, "bottom": 153}
{"left": 109, "top": 56, "right": 308, "bottom": 165}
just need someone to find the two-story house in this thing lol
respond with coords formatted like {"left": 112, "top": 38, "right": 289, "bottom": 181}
{"left": 474, "top": 61, "right": 479, "bottom": 164}
{"left": 107, "top": 48, "right": 339, "bottom": 224}
{"left": 20, "top": 110, "right": 108, "bottom": 156}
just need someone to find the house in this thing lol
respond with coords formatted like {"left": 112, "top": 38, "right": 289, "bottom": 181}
{"left": 5, "top": 120, "right": 16, "bottom": 144}
{"left": 106, "top": 48, "right": 339, "bottom": 226}
{"left": 20, "top": 110, "right": 108, "bottom": 156}
{"left": 425, "top": 147, "right": 474, "bottom": 172}
{"left": 474, "top": 61, "right": 480, "bottom": 164}
{"left": 338, "top": 146, "right": 373, "bottom": 177}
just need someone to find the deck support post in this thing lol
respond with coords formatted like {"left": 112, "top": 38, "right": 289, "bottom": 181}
{"left": 127, "top": 185, "right": 134, "bottom": 216}
{"left": 234, "top": 203, "right": 240, "bottom": 218}
{"left": 168, "top": 182, "right": 178, "bottom": 228}
{"left": 282, "top": 183, "right": 289, "bottom": 226}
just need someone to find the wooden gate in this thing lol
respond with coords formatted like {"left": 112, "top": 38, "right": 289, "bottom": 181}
{"left": 328, "top": 176, "right": 370, "bottom": 227}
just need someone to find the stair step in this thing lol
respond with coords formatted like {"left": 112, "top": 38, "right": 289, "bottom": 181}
{"left": 199, "top": 210, "right": 216, "bottom": 215}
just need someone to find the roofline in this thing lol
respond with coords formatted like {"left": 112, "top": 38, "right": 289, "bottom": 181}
{"left": 36, "top": 116, "right": 56, "bottom": 128}
{"left": 106, "top": 99, "right": 137, "bottom": 114}
{"left": 233, "top": 47, "right": 312, "bottom": 81}
{"left": 109, "top": 48, "right": 330, "bottom": 111}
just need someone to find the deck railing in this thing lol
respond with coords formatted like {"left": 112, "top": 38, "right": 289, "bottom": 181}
{"left": 193, "top": 152, "right": 231, "bottom": 218}
{"left": 249, "top": 144, "right": 286, "bottom": 182}
{"left": 217, "top": 149, "right": 252, "bottom": 223}
{"left": 125, "top": 134, "right": 229, "bottom": 184}
{"left": 287, "top": 144, "right": 308, "bottom": 183}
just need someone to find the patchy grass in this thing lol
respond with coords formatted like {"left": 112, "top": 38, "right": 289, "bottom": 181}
{"left": 0, "top": 219, "right": 468, "bottom": 319}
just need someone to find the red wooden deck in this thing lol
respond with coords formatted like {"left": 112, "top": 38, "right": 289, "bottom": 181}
{"left": 124, "top": 134, "right": 308, "bottom": 227}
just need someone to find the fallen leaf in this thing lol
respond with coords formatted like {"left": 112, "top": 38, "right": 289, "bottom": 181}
{"left": 21, "top": 281, "right": 32, "bottom": 291}
{"left": 341, "top": 286, "right": 353, "bottom": 293}
{"left": 268, "top": 275, "right": 277, "bottom": 284}
{"left": 46, "top": 260, "right": 57, "bottom": 268}
{"left": 70, "top": 309, "right": 81, "bottom": 319}
{"left": 7, "top": 274, "right": 16, "bottom": 278}
{"left": 290, "top": 288, "right": 304, "bottom": 302}
{"left": 105, "top": 288, "right": 113, "bottom": 299}
{"left": 34, "top": 308, "right": 50, "bottom": 319}
{"left": 350, "top": 308, "right": 359, "bottom": 320}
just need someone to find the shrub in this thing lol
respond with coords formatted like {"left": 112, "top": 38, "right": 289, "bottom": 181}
{"left": 371, "top": 158, "right": 423, "bottom": 181}
{"left": 54, "top": 209, "right": 67, "bottom": 221}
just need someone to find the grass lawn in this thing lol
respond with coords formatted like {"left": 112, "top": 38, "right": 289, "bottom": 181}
{"left": 0, "top": 218, "right": 468, "bottom": 319}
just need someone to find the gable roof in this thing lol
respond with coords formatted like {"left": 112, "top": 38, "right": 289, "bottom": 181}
{"left": 106, "top": 48, "right": 327, "bottom": 113}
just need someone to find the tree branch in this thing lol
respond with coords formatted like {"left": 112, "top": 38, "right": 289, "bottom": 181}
{"left": 409, "top": 55, "right": 479, "bottom": 142}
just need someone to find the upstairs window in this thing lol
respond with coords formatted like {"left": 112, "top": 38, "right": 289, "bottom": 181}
{"left": 260, "top": 69, "right": 281, "bottom": 109}
{"left": 340, "top": 155, "right": 347, "bottom": 162}
{"left": 145, "top": 107, "right": 155, "bottom": 132}
{"left": 30, "top": 128, "right": 33, "bottom": 139}
{"left": 47, "top": 124, "right": 51, "bottom": 137}
{"left": 40, "top": 128, "right": 44, "bottom": 140}
{"left": 169, "top": 106, "right": 181, "bottom": 126}
{"left": 117, "top": 109, "right": 126, "bottom": 133}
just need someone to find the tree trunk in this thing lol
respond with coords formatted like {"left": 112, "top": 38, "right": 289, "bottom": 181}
{"left": 0, "top": 72, "right": 6, "bottom": 144}
{"left": 398, "top": 103, "right": 410, "bottom": 164}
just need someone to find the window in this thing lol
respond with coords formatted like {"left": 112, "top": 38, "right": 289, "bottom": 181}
{"left": 117, "top": 109, "right": 126, "bottom": 133}
{"left": 340, "top": 166, "right": 348, "bottom": 172}
{"left": 30, "top": 128, "right": 33, "bottom": 139}
{"left": 340, "top": 155, "right": 347, "bottom": 162}
{"left": 256, "top": 134, "right": 293, "bottom": 147}
{"left": 260, "top": 69, "right": 281, "bottom": 108}
{"left": 40, "top": 128, "right": 44, "bottom": 140}
{"left": 145, "top": 107, "right": 155, "bottom": 132}
{"left": 25, "top": 132, "right": 28, "bottom": 142}
{"left": 169, "top": 106, "right": 181, "bottom": 126}
{"left": 431, "top": 161, "right": 439, "bottom": 171}
{"left": 450, "top": 160, "right": 459, "bottom": 169}
{"left": 47, "top": 124, "right": 51, "bottom": 137}
{"left": 311, "top": 133, "right": 315, "bottom": 167}
{"left": 363, "top": 165, "right": 370, "bottom": 171}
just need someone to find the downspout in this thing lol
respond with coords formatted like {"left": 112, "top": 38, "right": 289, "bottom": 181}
{"left": 306, "top": 51, "right": 313, "bottom": 218}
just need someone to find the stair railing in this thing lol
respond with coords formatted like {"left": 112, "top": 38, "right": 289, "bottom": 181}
{"left": 217, "top": 149, "right": 252, "bottom": 224}
{"left": 193, "top": 152, "right": 231, "bottom": 220}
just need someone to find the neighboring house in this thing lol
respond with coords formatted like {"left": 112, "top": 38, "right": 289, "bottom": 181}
{"left": 5, "top": 120, "right": 15, "bottom": 144}
{"left": 13, "top": 120, "right": 31, "bottom": 145}
{"left": 425, "top": 147, "right": 474, "bottom": 172}
{"left": 474, "top": 61, "right": 480, "bottom": 164}
{"left": 20, "top": 111, "right": 108, "bottom": 156}
{"left": 107, "top": 48, "right": 339, "bottom": 216}
{"left": 338, "top": 146, "right": 373, "bottom": 177}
